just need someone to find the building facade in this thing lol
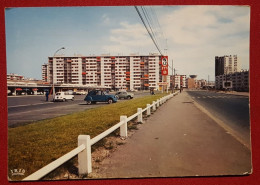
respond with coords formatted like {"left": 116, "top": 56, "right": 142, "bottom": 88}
{"left": 7, "top": 73, "right": 25, "bottom": 81}
{"left": 215, "top": 55, "right": 241, "bottom": 76}
{"left": 42, "top": 54, "right": 167, "bottom": 91}
{"left": 215, "top": 55, "right": 248, "bottom": 91}
{"left": 169, "top": 75, "right": 187, "bottom": 89}
{"left": 215, "top": 70, "right": 249, "bottom": 91}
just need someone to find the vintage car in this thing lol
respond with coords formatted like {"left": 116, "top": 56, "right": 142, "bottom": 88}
{"left": 54, "top": 92, "right": 74, "bottom": 102}
{"left": 84, "top": 90, "right": 118, "bottom": 104}
{"left": 115, "top": 91, "right": 134, "bottom": 99}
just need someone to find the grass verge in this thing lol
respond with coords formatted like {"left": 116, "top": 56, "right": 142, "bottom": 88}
{"left": 8, "top": 93, "right": 168, "bottom": 181}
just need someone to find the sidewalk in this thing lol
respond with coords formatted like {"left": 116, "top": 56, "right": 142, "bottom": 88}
{"left": 91, "top": 92, "right": 252, "bottom": 178}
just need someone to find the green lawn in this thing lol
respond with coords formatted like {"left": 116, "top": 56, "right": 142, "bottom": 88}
{"left": 8, "top": 93, "right": 168, "bottom": 181}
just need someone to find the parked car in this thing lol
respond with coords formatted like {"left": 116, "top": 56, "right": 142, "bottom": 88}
{"left": 54, "top": 92, "right": 74, "bottom": 102}
{"left": 115, "top": 91, "right": 134, "bottom": 99}
{"left": 84, "top": 90, "right": 118, "bottom": 104}
{"left": 75, "top": 90, "right": 87, "bottom": 95}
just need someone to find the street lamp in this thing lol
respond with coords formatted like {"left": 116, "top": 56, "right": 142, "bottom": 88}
{"left": 52, "top": 47, "right": 65, "bottom": 101}
{"left": 54, "top": 47, "right": 65, "bottom": 56}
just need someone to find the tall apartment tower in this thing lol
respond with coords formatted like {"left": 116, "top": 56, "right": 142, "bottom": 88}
{"left": 42, "top": 54, "right": 166, "bottom": 91}
{"left": 215, "top": 55, "right": 241, "bottom": 76}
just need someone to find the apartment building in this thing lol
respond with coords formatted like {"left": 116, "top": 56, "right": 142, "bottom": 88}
{"left": 42, "top": 54, "right": 166, "bottom": 91}
{"left": 215, "top": 70, "right": 249, "bottom": 91}
{"left": 7, "top": 73, "right": 25, "bottom": 81}
{"left": 215, "top": 55, "right": 241, "bottom": 76}
{"left": 169, "top": 75, "right": 187, "bottom": 89}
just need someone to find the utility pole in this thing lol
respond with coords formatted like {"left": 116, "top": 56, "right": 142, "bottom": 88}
{"left": 208, "top": 75, "right": 209, "bottom": 90}
{"left": 171, "top": 60, "right": 173, "bottom": 93}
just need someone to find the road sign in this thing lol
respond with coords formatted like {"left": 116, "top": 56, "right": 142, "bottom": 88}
{"left": 161, "top": 56, "right": 168, "bottom": 76}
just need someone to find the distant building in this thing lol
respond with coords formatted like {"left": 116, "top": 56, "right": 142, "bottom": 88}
{"left": 187, "top": 78, "right": 196, "bottom": 89}
{"left": 7, "top": 73, "right": 25, "bottom": 81}
{"left": 42, "top": 54, "right": 168, "bottom": 91}
{"left": 215, "top": 55, "right": 248, "bottom": 92}
{"left": 186, "top": 75, "right": 197, "bottom": 89}
{"left": 169, "top": 75, "right": 186, "bottom": 89}
{"left": 215, "top": 55, "right": 241, "bottom": 76}
{"left": 215, "top": 70, "right": 249, "bottom": 91}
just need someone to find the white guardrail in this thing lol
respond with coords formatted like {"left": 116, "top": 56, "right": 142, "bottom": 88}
{"left": 23, "top": 92, "right": 179, "bottom": 181}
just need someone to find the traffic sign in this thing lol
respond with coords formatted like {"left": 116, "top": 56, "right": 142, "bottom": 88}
{"left": 161, "top": 56, "right": 168, "bottom": 76}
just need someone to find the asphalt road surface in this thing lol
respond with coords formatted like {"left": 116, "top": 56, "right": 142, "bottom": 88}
{"left": 7, "top": 92, "right": 151, "bottom": 127}
{"left": 186, "top": 90, "right": 250, "bottom": 146}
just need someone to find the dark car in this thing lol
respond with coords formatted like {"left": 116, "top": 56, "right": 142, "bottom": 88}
{"left": 84, "top": 90, "right": 118, "bottom": 104}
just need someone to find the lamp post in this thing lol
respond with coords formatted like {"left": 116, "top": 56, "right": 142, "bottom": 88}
{"left": 52, "top": 47, "right": 65, "bottom": 101}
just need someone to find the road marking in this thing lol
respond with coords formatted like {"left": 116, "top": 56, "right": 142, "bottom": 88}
{"left": 9, "top": 102, "right": 53, "bottom": 108}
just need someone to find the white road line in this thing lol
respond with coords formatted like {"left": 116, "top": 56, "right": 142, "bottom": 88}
{"left": 9, "top": 102, "right": 53, "bottom": 108}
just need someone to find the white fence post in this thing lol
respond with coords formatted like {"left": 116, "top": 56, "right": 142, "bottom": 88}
{"left": 137, "top": 108, "right": 143, "bottom": 123}
{"left": 146, "top": 104, "right": 151, "bottom": 116}
{"left": 152, "top": 101, "right": 156, "bottom": 111}
{"left": 78, "top": 135, "right": 92, "bottom": 175}
{"left": 120, "top": 115, "right": 128, "bottom": 137}
{"left": 157, "top": 99, "right": 160, "bottom": 107}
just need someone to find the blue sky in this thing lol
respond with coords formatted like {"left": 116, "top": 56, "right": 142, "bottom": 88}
{"left": 5, "top": 6, "right": 250, "bottom": 81}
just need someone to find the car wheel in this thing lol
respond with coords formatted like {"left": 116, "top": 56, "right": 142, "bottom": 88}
{"left": 63, "top": 98, "right": 66, "bottom": 102}
{"left": 108, "top": 99, "right": 113, "bottom": 104}
{"left": 127, "top": 96, "right": 131, "bottom": 99}
{"left": 86, "top": 100, "right": 91, "bottom": 105}
{"left": 71, "top": 97, "right": 74, "bottom": 101}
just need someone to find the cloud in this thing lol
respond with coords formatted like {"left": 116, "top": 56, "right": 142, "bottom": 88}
{"left": 102, "top": 14, "right": 111, "bottom": 25}
{"left": 102, "top": 21, "right": 155, "bottom": 54}
{"left": 102, "top": 6, "right": 250, "bottom": 79}
{"left": 159, "top": 6, "right": 250, "bottom": 78}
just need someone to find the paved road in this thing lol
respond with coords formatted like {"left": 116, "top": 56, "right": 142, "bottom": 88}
{"left": 7, "top": 92, "right": 151, "bottom": 127}
{"left": 92, "top": 91, "right": 251, "bottom": 178}
{"left": 186, "top": 90, "right": 250, "bottom": 146}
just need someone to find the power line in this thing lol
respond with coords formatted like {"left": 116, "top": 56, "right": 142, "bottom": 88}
{"left": 134, "top": 6, "right": 163, "bottom": 56}
{"left": 141, "top": 7, "right": 162, "bottom": 55}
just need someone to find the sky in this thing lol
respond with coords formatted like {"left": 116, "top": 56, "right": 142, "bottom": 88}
{"left": 5, "top": 6, "right": 250, "bottom": 81}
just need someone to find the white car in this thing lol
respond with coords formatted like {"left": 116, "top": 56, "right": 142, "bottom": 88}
{"left": 54, "top": 92, "right": 74, "bottom": 102}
